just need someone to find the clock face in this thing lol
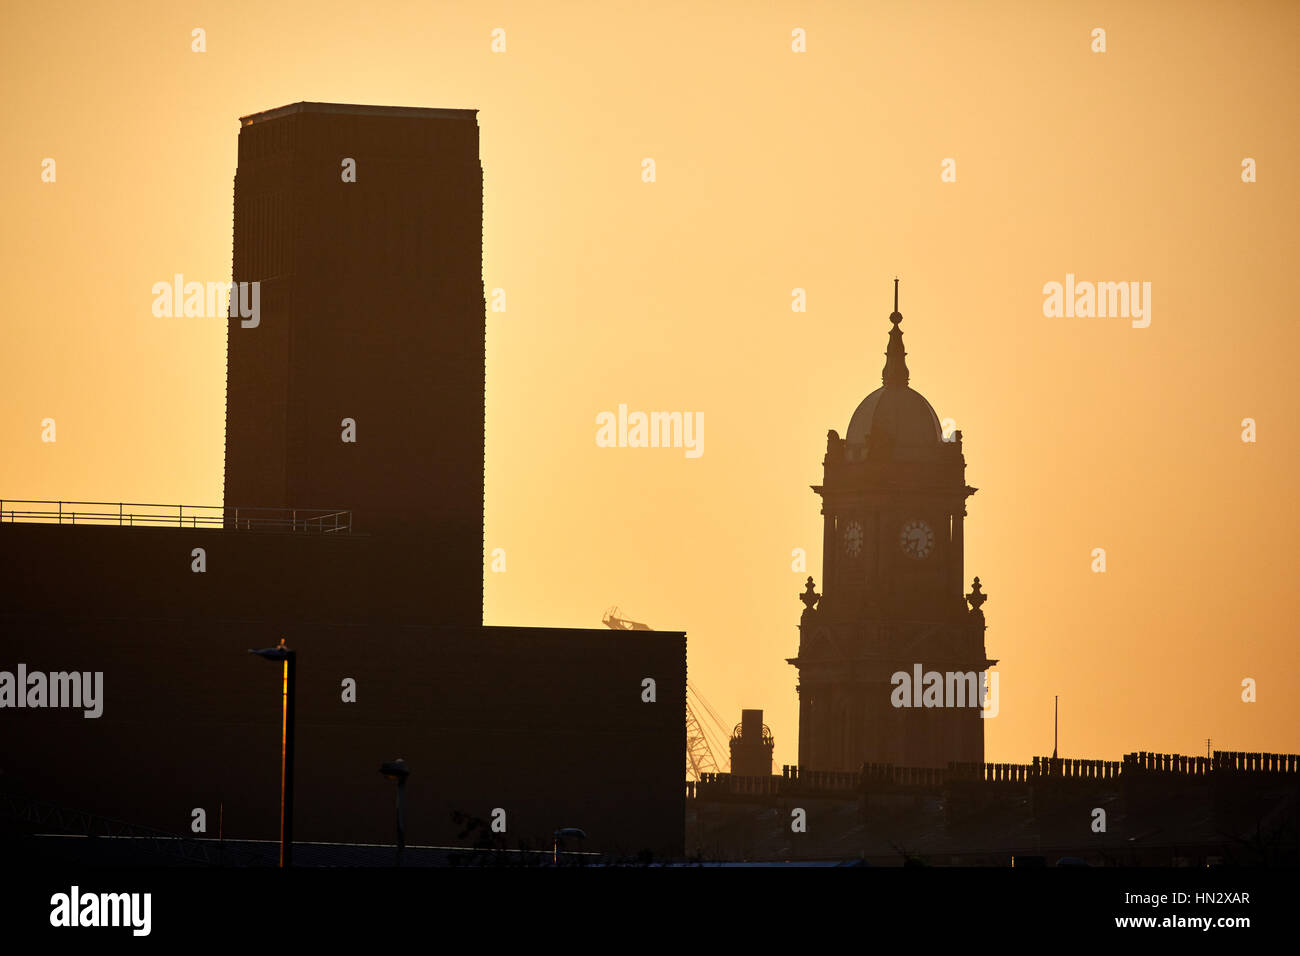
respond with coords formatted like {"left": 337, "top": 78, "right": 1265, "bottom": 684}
{"left": 899, "top": 518, "right": 934, "bottom": 559}
{"left": 843, "top": 520, "right": 863, "bottom": 557}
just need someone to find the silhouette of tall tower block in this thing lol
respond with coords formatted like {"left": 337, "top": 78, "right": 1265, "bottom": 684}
{"left": 224, "top": 102, "right": 485, "bottom": 624}
{"left": 789, "top": 282, "right": 996, "bottom": 770}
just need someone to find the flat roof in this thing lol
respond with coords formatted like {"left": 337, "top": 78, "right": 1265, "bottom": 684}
{"left": 240, "top": 101, "right": 478, "bottom": 126}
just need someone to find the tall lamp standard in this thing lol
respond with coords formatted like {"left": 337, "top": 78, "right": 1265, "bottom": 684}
{"left": 249, "top": 639, "right": 296, "bottom": 868}
{"left": 379, "top": 759, "right": 411, "bottom": 866}
{"left": 553, "top": 827, "right": 587, "bottom": 865}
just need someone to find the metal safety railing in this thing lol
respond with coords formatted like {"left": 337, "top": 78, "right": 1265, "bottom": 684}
{"left": 1, "top": 791, "right": 275, "bottom": 866}
{"left": 0, "top": 499, "right": 351, "bottom": 534}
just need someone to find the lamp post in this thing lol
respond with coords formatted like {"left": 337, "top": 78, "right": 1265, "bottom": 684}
{"left": 553, "top": 827, "right": 587, "bottom": 865}
{"left": 378, "top": 759, "right": 411, "bottom": 866}
{"left": 249, "top": 639, "right": 296, "bottom": 868}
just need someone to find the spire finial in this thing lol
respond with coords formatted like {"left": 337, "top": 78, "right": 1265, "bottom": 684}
{"left": 881, "top": 279, "right": 909, "bottom": 386}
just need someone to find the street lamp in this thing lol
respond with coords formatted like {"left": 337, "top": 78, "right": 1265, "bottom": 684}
{"left": 553, "top": 827, "right": 587, "bottom": 864}
{"left": 248, "top": 639, "right": 295, "bottom": 868}
{"left": 378, "top": 758, "right": 411, "bottom": 866}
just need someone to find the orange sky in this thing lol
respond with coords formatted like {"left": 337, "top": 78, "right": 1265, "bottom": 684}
{"left": 3, "top": 0, "right": 1298, "bottom": 770}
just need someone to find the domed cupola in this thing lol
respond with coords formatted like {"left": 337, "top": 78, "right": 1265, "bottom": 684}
{"left": 793, "top": 278, "right": 991, "bottom": 774}
{"left": 844, "top": 280, "right": 943, "bottom": 461}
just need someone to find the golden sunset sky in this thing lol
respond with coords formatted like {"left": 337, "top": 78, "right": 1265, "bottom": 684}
{"left": 3, "top": 0, "right": 1298, "bottom": 770}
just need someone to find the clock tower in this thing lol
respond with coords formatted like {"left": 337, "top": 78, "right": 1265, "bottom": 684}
{"left": 788, "top": 281, "right": 996, "bottom": 771}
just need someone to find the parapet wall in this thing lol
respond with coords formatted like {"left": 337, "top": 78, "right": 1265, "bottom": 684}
{"left": 0, "top": 520, "right": 468, "bottom": 627}
{"left": 688, "top": 750, "right": 1300, "bottom": 799}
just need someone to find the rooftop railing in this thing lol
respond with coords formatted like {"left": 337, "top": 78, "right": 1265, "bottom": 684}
{"left": 685, "top": 751, "right": 1300, "bottom": 799}
{"left": 0, "top": 499, "right": 351, "bottom": 534}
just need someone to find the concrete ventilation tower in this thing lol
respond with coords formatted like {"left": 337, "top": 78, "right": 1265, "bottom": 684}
{"left": 729, "top": 709, "right": 774, "bottom": 777}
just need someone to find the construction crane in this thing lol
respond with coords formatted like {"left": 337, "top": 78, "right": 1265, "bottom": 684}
{"left": 601, "top": 607, "right": 732, "bottom": 781}
{"left": 601, "top": 607, "right": 651, "bottom": 631}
